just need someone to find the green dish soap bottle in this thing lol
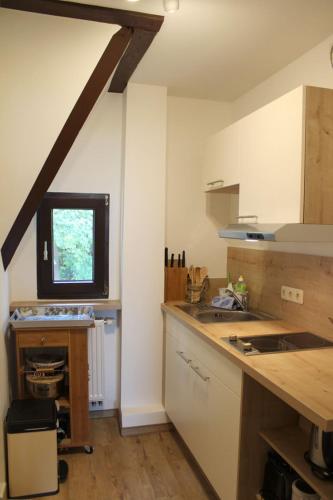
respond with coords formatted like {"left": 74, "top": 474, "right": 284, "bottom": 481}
{"left": 234, "top": 275, "right": 248, "bottom": 310}
{"left": 234, "top": 275, "right": 247, "bottom": 294}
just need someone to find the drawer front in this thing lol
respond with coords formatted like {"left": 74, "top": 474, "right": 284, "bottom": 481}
{"left": 165, "top": 314, "right": 242, "bottom": 396}
{"left": 17, "top": 330, "right": 69, "bottom": 347}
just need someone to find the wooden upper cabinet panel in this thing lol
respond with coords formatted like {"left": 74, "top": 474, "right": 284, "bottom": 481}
{"left": 303, "top": 86, "right": 333, "bottom": 224}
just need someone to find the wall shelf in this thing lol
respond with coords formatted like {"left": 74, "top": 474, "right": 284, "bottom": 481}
{"left": 260, "top": 426, "right": 333, "bottom": 500}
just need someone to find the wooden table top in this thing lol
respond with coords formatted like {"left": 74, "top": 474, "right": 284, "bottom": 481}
{"left": 162, "top": 302, "right": 333, "bottom": 431}
{"left": 10, "top": 299, "right": 121, "bottom": 312}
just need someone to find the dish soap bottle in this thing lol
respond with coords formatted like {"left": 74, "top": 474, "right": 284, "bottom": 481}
{"left": 234, "top": 275, "right": 248, "bottom": 310}
{"left": 234, "top": 275, "right": 247, "bottom": 294}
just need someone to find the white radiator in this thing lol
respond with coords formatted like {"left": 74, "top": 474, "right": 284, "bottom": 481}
{"left": 88, "top": 320, "right": 105, "bottom": 405}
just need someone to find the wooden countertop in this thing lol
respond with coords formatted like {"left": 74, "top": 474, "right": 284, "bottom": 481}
{"left": 10, "top": 299, "right": 121, "bottom": 312}
{"left": 162, "top": 302, "right": 333, "bottom": 431}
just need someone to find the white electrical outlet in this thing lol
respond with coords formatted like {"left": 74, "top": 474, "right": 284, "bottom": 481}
{"left": 0, "top": 482, "right": 7, "bottom": 499}
{"left": 281, "top": 285, "right": 304, "bottom": 304}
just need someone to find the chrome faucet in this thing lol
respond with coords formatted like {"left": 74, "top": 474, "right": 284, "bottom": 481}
{"left": 226, "top": 288, "right": 248, "bottom": 311}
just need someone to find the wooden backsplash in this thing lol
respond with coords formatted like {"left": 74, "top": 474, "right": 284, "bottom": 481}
{"left": 228, "top": 247, "right": 333, "bottom": 339}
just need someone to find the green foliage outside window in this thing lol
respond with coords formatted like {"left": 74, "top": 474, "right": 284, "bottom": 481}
{"left": 52, "top": 209, "right": 94, "bottom": 282}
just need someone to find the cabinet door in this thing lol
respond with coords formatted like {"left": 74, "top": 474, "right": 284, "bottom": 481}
{"left": 238, "top": 86, "right": 305, "bottom": 223}
{"left": 203, "top": 132, "right": 224, "bottom": 190}
{"left": 220, "top": 121, "right": 240, "bottom": 188}
{"left": 202, "top": 123, "right": 240, "bottom": 191}
{"left": 165, "top": 324, "right": 241, "bottom": 500}
{"left": 165, "top": 332, "right": 194, "bottom": 443}
{"left": 189, "top": 361, "right": 241, "bottom": 500}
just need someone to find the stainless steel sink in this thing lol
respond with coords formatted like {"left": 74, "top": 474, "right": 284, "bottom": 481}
{"left": 176, "top": 304, "right": 273, "bottom": 323}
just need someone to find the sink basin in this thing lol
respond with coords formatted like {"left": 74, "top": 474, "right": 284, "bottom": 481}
{"left": 196, "top": 310, "right": 265, "bottom": 323}
{"left": 176, "top": 304, "right": 273, "bottom": 324}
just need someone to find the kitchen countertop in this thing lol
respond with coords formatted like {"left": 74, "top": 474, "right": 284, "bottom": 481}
{"left": 162, "top": 301, "right": 333, "bottom": 431}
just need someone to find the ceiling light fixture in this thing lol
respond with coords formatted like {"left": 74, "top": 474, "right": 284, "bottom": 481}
{"left": 126, "top": 0, "right": 180, "bottom": 12}
{"left": 163, "top": 0, "right": 180, "bottom": 13}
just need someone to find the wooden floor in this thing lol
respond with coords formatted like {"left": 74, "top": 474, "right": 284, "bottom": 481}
{"left": 40, "top": 417, "right": 214, "bottom": 500}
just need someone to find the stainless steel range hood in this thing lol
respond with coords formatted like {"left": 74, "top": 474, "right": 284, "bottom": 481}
{"left": 219, "top": 223, "right": 333, "bottom": 242}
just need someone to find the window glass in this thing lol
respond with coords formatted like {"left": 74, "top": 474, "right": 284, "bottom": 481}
{"left": 52, "top": 208, "right": 94, "bottom": 282}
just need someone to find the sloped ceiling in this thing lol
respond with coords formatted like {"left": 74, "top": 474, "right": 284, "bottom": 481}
{"left": 62, "top": 0, "right": 333, "bottom": 101}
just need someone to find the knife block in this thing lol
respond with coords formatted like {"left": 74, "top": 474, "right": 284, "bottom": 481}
{"left": 164, "top": 267, "right": 188, "bottom": 301}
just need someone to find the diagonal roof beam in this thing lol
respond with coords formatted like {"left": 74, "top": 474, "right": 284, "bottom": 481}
{"left": 1, "top": 27, "right": 132, "bottom": 270}
{"left": 109, "top": 28, "right": 157, "bottom": 93}
{"left": 0, "top": 0, "right": 164, "bottom": 32}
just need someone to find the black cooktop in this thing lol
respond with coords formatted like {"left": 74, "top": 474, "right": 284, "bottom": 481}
{"left": 222, "top": 332, "right": 333, "bottom": 356}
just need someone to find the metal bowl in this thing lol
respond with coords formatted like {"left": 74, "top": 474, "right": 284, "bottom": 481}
{"left": 26, "top": 373, "right": 64, "bottom": 399}
{"left": 26, "top": 353, "right": 65, "bottom": 371}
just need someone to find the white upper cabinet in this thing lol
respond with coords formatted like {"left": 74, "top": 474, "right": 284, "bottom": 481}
{"left": 203, "top": 85, "right": 333, "bottom": 224}
{"left": 203, "top": 121, "right": 241, "bottom": 190}
{"left": 238, "top": 87, "right": 304, "bottom": 223}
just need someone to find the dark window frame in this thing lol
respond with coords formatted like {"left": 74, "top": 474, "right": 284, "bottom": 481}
{"left": 37, "top": 192, "right": 109, "bottom": 299}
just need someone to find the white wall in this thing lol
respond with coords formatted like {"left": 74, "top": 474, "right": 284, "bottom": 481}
{"left": 227, "top": 31, "right": 333, "bottom": 258}
{"left": 8, "top": 91, "right": 124, "bottom": 412}
{"left": 232, "top": 32, "right": 333, "bottom": 120}
{"left": 0, "top": 268, "right": 9, "bottom": 495}
{"left": 121, "top": 83, "right": 167, "bottom": 427}
{"left": 1, "top": 10, "right": 122, "bottom": 427}
{"left": 9, "top": 92, "right": 123, "bottom": 302}
{"left": 166, "top": 97, "right": 233, "bottom": 277}
{"left": 0, "top": 10, "right": 117, "bottom": 492}
{"left": 0, "top": 9, "right": 119, "bottom": 248}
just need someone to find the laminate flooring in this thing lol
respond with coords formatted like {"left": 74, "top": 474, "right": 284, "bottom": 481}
{"left": 40, "top": 417, "right": 214, "bottom": 500}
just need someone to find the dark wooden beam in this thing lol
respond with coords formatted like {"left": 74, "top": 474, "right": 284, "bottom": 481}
{"left": 0, "top": 0, "right": 164, "bottom": 32}
{"left": 109, "top": 28, "right": 157, "bottom": 93}
{"left": 1, "top": 27, "right": 132, "bottom": 270}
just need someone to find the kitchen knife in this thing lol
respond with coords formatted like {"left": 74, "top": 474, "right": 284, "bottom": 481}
{"left": 178, "top": 254, "right": 181, "bottom": 267}
{"left": 165, "top": 247, "right": 168, "bottom": 267}
{"left": 182, "top": 250, "right": 186, "bottom": 268}
{"left": 170, "top": 253, "right": 174, "bottom": 268}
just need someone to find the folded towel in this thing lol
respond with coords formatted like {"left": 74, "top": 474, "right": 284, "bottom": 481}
{"left": 211, "top": 295, "right": 236, "bottom": 310}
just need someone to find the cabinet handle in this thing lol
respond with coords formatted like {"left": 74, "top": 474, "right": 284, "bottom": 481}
{"left": 40, "top": 336, "right": 46, "bottom": 345}
{"left": 190, "top": 364, "right": 210, "bottom": 382}
{"left": 206, "top": 180, "right": 223, "bottom": 186}
{"left": 176, "top": 351, "right": 192, "bottom": 364}
{"left": 236, "top": 215, "right": 258, "bottom": 222}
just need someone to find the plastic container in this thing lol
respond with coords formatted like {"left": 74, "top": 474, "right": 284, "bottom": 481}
{"left": 291, "top": 479, "right": 320, "bottom": 500}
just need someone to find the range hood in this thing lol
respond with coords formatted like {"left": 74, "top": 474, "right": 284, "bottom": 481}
{"left": 219, "top": 223, "right": 333, "bottom": 242}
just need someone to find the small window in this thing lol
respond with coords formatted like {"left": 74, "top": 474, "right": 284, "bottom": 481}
{"left": 37, "top": 193, "right": 109, "bottom": 299}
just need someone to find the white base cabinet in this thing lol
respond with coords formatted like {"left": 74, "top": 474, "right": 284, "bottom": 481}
{"left": 165, "top": 315, "right": 242, "bottom": 500}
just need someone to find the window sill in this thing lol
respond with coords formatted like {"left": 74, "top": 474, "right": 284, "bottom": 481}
{"left": 10, "top": 299, "right": 121, "bottom": 312}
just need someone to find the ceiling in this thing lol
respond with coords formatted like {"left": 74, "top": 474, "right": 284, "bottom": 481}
{"left": 63, "top": 0, "right": 333, "bottom": 101}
